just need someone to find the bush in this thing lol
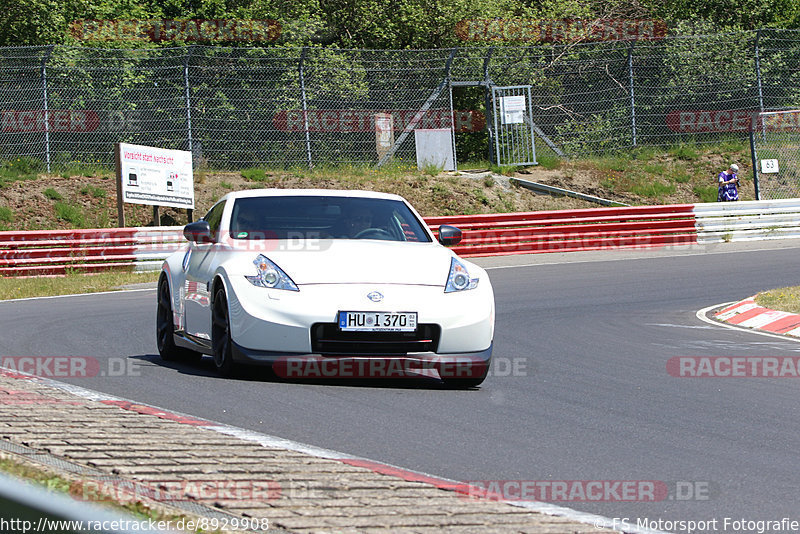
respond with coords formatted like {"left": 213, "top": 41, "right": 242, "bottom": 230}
{"left": 536, "top": 154, "right": 562, "bottom": 170}
{"left": 79, "top": 185, "right": 106, "bottom": 198}
{"left": 54, "top": 202, "right": 85, "bottom": 227}
{"left": 44, "top": 188, "right": 63, "bottom": 200}
{"left": 241, "top": 168, "right": 266, "bottom": 182}
{"left": 6, "top": 156, "right": 43, "bottom": 174}
{"left": 421, "top": 162, "right": 443, "bottom": 177}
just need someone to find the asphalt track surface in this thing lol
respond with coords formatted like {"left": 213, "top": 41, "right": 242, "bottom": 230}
{"left": 3, "top": 241, "right": 800, "bottom": 530}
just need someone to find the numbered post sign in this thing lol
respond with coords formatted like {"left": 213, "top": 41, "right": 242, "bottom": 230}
{"left": 761, "top": 159, "right": 779, "bottom": 174}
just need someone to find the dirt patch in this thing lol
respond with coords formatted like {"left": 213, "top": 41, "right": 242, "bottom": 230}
{"left": 0, "top": 145, "right": 751, "bottom": 231}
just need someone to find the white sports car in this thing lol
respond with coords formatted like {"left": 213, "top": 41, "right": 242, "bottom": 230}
{"left": 157, "top": 189, "right": 495, "bottom": 387}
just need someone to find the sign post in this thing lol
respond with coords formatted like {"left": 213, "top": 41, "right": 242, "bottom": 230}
{"left": 115, "top": 142, "right": 195, "bottom": 227}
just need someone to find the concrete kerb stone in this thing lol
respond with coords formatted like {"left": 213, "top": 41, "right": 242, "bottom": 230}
{"left": 0, "top": 369, "right": 612, "bottom": 534}
{"left": 712, "top": 295, "right": 800, "bottom": 338}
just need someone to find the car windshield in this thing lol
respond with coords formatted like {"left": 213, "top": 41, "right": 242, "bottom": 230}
{"left": 229, "top": 196, "right": 432, "bottom": 242}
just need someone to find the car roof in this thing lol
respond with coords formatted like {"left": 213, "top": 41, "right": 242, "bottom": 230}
{"left": 219, "top": 189, "right": 407, "bottom": 203}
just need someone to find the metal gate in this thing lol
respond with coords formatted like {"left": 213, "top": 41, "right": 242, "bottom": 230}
{"left": 491, "top": 85, "right": 537, "bottom": 166}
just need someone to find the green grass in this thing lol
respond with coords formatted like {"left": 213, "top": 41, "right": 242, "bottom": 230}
{"left": 642, "top": 163, "right": 667, "bottom": 175}
{"left": 0, "top": 454, "right": 225, "bottom": 532}
{"left": 0, "top": 156, "right": 42, "bottom": 188}
{"left": 628, "top": 146, "right": 659, "bottom": 160}
{"left": 472, "top": 188, "right": 490, "bottom": 205}
{"left": 693, "top": 185, "right": 718, "bottom": 203}
{"left": 241, "top": 167, "right": 267, "bottom": 182}
{"left": 55, "top": 162, "right": 110, "bottom": 179}
{"left": 220, "top": 181, "right": 233, "bottom": 189}
{"left": 536, "top": 154, "right": 562, "bottom": 170}
{"left": 489, "top": 163, "right": 520, "bottom": 176}
{"left": 54, "top": 202, "right": 85, "bottom": 227}
{"left": 755, "top": 286, "right": 800, "bottom": 314}
{"left": 422, "top": 162, "right": 444, "bottom": 177}
{"left": 668, "top": 143, "right": 700, "bottom": 161}
{"left": 0, "top": 206, "right": 13, "bottom": 223}
{"left": 592, "top": 156, "right": 629, "bottom": 173}
{"left": 79, "top": 184, "right": 106, "bottom": 198}
{"left": 43, "top": 187, "right": 63, "bottom": 200}
{"left": 630, "top": 181, "right": 675, "bottom": 198}
{"left": 0, "top": 270, "right": 159, "bottom": 300}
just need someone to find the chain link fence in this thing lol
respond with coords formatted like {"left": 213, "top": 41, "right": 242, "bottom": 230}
{"left": 751, "top": 110, "right": 800, "bottom": 199}
{"left": 1, "top": 29, "right": 799, "bottom": 171}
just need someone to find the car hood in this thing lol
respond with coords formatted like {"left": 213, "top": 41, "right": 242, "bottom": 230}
{"left": 229, "top": 239, "right": 456, "bottom": 286}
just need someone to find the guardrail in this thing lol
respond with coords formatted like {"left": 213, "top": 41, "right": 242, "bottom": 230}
{"left": 0, "top": 227, "right": 183, "bottom": 277}
{"left": 434, "top": 205, "right": 697, "bottom": 257}
{"left": 5, "top": 199, "right": 800, "bottom": 276}
{"left": 694, "top": 198, "right": 800, "bottom": 244}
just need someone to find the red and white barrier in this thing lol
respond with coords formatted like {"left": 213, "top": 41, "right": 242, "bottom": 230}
{"left": 436, "top": 204, "right": 697, "bottom": 257}
{"left": 9, "top": 199, "right": 800, "bottom": 277}
{"left": 0, "top": 227, "right": 183, "bottom": 277}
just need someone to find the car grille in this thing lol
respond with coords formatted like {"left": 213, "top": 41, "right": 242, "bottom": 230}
{"left": 311, "top": 323, "right": 440, "bottom": 355}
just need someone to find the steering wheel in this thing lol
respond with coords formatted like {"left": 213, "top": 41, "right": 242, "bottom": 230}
{"left": 354, "top": 228, "right": 393, "bottom": 240}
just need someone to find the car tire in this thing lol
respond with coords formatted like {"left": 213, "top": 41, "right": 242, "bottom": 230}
{"left": 156, "top": 276, "right": 201, "bottom": 362}
{"left": 211, "top": 287, "right": 236, "bottom": 377}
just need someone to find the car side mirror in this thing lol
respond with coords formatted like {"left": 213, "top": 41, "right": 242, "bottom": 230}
{"left": 438, "top": 225, "right": 462, "bottom": 247}
{"left": 184, "top": 220, "right": 213, "bottom": 243}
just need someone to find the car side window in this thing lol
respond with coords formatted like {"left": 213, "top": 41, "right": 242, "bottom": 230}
{"left": 203, "top": 201, "right": 225, "bottom": 242}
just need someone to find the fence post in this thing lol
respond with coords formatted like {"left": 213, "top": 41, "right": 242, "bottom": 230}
{"left": 41, "top": 45, "right": 55, "bottom": 173}
{"left": 483, "top": 47, "right": 494, "bottom": 164}
{"left": 299, "top": 46, "right": 313, "bottom": 168}
{"left": 749, "top": 129, "right": 760, "bottom": 200}
{"left": 754, "top": 29, "right": 766, "bottom": 139}
{"left": 627, "top": 42, "right": 637, "bottom": 148}
{"left": 184, "top": 45, "right": 194, "bottom": 162}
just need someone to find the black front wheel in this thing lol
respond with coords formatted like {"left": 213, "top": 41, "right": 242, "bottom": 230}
{"left": 156, "top": 277, "right": 201, "bottom": 362}
{"left": 211, "top": 287, "right": 236, "bottom": 376}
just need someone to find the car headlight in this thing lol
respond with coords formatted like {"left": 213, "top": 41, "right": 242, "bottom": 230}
{"left": 445, "top": 257, "right": 479, "bottom": 293}
{"left": 245, "top": 254, "right": 299, "bottom": 291}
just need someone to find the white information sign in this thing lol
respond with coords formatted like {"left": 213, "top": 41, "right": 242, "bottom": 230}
{"left": 500, "top": 95, "right": 526, "bottom": 125}
{"left": 760, "top": 159, "right": 779, "bottom": 174}
{"left": 119, "top": 143, "right": 194, "bottom": 209}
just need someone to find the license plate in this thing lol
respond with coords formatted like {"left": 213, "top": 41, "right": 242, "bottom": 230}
{"left": 338, "top": 311, "right": 417, "bottom": 332}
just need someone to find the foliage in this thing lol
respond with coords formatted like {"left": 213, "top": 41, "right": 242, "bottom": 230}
{"left": 2, "top": 0, "right": 797, "bottom": 49}
{"left": 241, "top": 168, "right": 267, "bottom": 181}
{"left": 43, "top": 187, "right": 63, "bottom": 200}
{"left": 693, "top": 184, "right": 718, "bottom": 202}
{"left": 54, "top": 202, "right": 85, "bottom": 226}
{"left": 755, "top": 286, "right": 800, "bottom": 315}
{"left": 79, "top": 184, "right": 106, "bottom": 198}
{"left": 631, "top": 180, "right": 675, "bottom": 197}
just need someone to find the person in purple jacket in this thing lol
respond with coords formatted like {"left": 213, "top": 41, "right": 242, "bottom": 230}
{"left": 717, "top": 163, "right": 740, "bottom": 202}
